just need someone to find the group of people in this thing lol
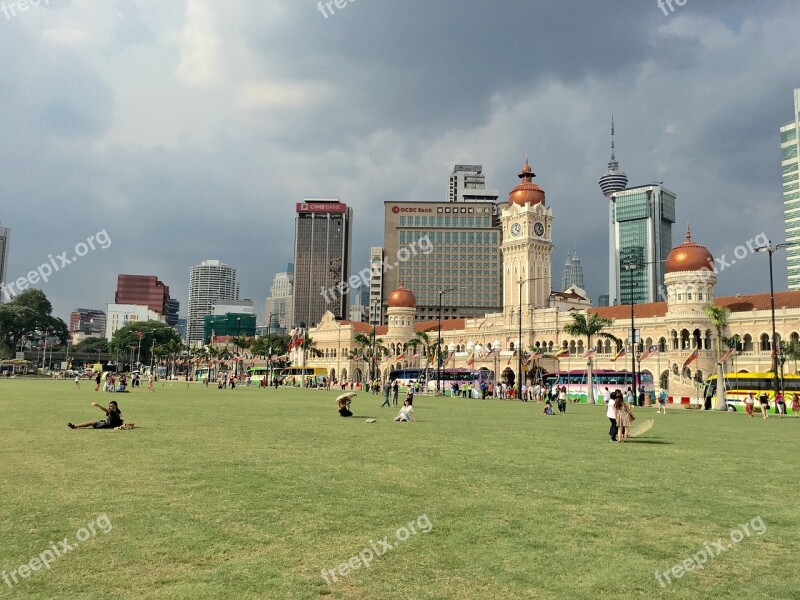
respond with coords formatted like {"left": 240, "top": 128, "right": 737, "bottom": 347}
{"left": 744, "top": 392, "right": 800, "bottom": 418}
{"left": 79, "top": 371, "right": 151, "bottom": 393}
{"left": 337, "top": 382, "right": 416, "bottom": 422}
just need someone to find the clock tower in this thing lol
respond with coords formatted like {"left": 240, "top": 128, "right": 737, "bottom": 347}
{"left": 500, "top": 158, "right": 554, "bottom": 320}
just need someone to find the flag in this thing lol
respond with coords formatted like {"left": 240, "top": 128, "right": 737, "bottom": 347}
{"left": 583, "top": 349, "right": 597, "bottom": 358}
{"left": 718, "top": 348, "right": 737, "bottom": 365}
{"left": 293, "top": 337, "right": 305, "bottom": 348}
{"left": 396, "top": 353, "right": 406, "bottom": 361}
{"left": 446, "top": 351, "right": 455, "bottom": 366}
{"left": 466, "top": 350, "right": 475, "bottom": 366}
{"left": 639, "top": 346, "right": 659, "bottom": 361}
{"left": 554, "top": 348, "right": 569, "bottom": 359}
{"left": 611, "top": 347, "right": 626, "bottom": 362}
{"left": 682, "top": 347, "right": 700, "bottom": 370}
{"left": 506, "top": 350, "right": 517, "bottom": 365}
{"left": 530, "top": 350, "right": 543, "bottom": 359}
{"left": 485, "top": 346, "right": 495, "bottom": 357}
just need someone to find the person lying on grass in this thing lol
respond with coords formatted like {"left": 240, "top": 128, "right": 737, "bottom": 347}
{"left": 68, "top": 401, "right": 134, "bottom": 430}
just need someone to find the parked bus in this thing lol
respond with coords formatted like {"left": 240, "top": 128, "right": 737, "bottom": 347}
{"left": 425, "top": 368, "right": 495, "bottom": 396}
{"left": 702, "top": 372, "right": 800, "bottom": 411}
{"left": 279, "top": 367, "right": 328, "bottom": 387}
{"left": 542, "top": 369, "right": 655, "bottom": 403}
{"left": 195, "top": 367, "right": 211, "bottom": 382}
{"left": 387, "top": 368, "right": 426, "bottom": 387}
{"left": 247, "top": 366, "right": 271, "bottom": 385}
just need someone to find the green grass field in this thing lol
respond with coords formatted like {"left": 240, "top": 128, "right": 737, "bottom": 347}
{"left": 0, "top": 379, "right": 797, "bottom": 599}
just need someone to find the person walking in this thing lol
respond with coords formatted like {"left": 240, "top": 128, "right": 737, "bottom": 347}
{"left": 381, "top": 381, "right": 391, "bottom": 408}
{"left": 792, "top": 393, "right": 800, "bottom": 417}
{"left": 147, "top": 374, "right": 154, "bottom": 394}
{"left": 606, "top": 390, "right": 618, "bottom": 441}
{"left": 73, "top": 374, "right": 80, "bottom": 389}
{"left": 758, "top": 392, "right": 769, "bottom": 419}
{"left": 657, "top": 387, "right": 668, "bottom": 414}
{"left": 776, "top": 392, "right": 787, "bottom": 418}
{"left": 744, "top": 392, "right": 755, "bottom": 416}
{"left": 94, "top": 371, "right": 102, "bottom": 392}
{"left": 615, "top": 393, "right": 633, "bottom": 442}
{"left": 392, "top": 379, "right": 399, "bottom": 406}
{"left": 557, "top": 386, "right": 567, "bottom": 414}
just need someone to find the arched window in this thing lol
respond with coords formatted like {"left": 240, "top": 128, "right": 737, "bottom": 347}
{"left": 760, "top": 334, "right": 771, "bottom": 352}
{"left": 743, "top": 334, "right": 753, "bottom": 352}
{"left": 658, "top": 337, "right": 667, "bottom": 353}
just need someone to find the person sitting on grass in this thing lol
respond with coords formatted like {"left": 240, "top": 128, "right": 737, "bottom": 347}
{"left": 68, "top": 401, "right": 134, "bottom": 430}
{"left": 542, "top": 400, "right": 554, "bottom": 415}
{"left": 394, "top": 399, "right": 415, "bottom": 422}
{"left": 338, "top": 397, "right": 354, "bottom": 418}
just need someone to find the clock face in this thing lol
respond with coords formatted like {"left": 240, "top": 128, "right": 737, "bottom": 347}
{"left": 510, "top": 223, "right": 522, "bottom": 237}
{"left": 534, "top": 222, "right": 545, "bottom": 237}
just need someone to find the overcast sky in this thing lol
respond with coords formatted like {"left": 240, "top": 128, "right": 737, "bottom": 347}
{"left": 1, "top": 0, "right": 798, "bottom": 321}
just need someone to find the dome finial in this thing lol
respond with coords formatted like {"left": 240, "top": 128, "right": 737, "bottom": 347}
{"left": 686, "top": 223, "right": 692, "bottom": 242}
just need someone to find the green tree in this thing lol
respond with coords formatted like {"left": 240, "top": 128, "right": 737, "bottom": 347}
{"left": 354, "top": 329, "right": 388, "bottom": 381}
{"left": 784, "top": 339, "right": 800, "bottom": 374}
{"left": 109, "top": 321, "right": 180, "bottom": 366}
{"left": 563, "top": 312, "right": 615, "bottom": 404}
{"left": 407, "top": 331, "right": 434, "bottom": 383}
{"left": 0, "top": 289, "right": 68, "bottom": 358}
{"left": 73, "top": 337, "right": 109, "bottom": 354}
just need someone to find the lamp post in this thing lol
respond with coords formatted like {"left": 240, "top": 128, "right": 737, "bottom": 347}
{"left": 437, "top": 288, "right": 457, "bottom": 395}
{"left": 370, "top": 299, "right": 380, "bottom": 385}
{"left": 235, "top": 317, "right": 242, "bottom": 378}
{"left": 621, "top": 262, "right": 640, "bottom": 401}
{"left": 517, "top": 277, "right": 549, "bottom": 400}
{"left": 756, "top": 242, "right": 788, "bottom": 400}
{"left": 136, "top": 331, "right": 143, "bottom": 371}
{"left": 266, "top": 312, "right": 275, "bottom": 385}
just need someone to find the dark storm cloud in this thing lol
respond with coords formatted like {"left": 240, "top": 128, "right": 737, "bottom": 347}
{"left": 0, "top": 0, "right": 798, "bottom": 319}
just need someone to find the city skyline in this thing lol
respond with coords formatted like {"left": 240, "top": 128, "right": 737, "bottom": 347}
{"left": 0, "top": 1, "right": 797, "bottom": 321}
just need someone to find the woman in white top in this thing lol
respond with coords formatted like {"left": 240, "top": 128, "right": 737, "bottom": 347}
{"left": 607, "top": 390, "right": 619, "bottom": 441}
{"left": 394, "top": 399, "right": 415, "bottom": 422}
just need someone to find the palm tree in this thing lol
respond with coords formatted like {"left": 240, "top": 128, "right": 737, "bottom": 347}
{"left": 563, "top": 312, "right": 614, "bottom": 404}
{"left": 784, "top": 339, "right": 800, "bottom": 374}
{"left": 704, "top": 304, "right": 731, "bottom": 410}
{"left": 407, "top": 331, "right": 434, "bottom": 386}
{"left": 354, "top": 329, "right": 388, "bottom": 383}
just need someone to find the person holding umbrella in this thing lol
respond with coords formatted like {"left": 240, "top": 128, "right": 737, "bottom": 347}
{"left": 337, "top": 392, "right": 355, "bottom": 417}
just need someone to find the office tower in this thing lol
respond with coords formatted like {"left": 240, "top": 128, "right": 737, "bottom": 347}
{"left": 597, "top": 294, "right": 609, "bottom": 307}
{"left": 0, "top": 223, "right": 9, "bottom": 303}
{"left": 166, "top": 298, "right": 180, "bottom": 327}
{"left": 383, "top": 200, "right": 502, "bottom": 322}
{"left": 610, "top": 184, "right": 676, "bottom": 305}
{"left": 448, "top": 165, "right": 500, "bottom": 203}
{"left": 205, "top": 300, "right": 256, "bottom": 343}
{"left": 187, "top": 260, "right": 239, "bottom": 344}
{"left": 69, "top": 309, "right": 107, "bottom": 335}
{"left": 781, "top": 89, "right": 800, "bottom": 290}
{"left": 115, "top": 275, "right": 171, "bottom": 318}
{"left": 561, "top": 250, "right": 585, "bottom": 291}
{"left": 369, "top": 247, "right": 384, "bottom": 324}
{"left": 293, "top": 199, "right": 352, "bottom": 327}
{"left": 266, "top": 264, "right": 294, "bottom": 336}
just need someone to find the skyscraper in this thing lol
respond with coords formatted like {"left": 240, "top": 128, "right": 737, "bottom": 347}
{"left": 598, "top": 118, "right": 629, "bottom": 305}
{"left": 610, "top": 184, "right": 676, "bottom": 305}
{"left": 115, "top": 275, "right": 171, "bottom": 318}
{"left": 69, "top": 308, "right": 106, "bottom": 336}
{"left": 266, "top": 264, "right": 294, "bottom": 336}
{"left": 187, "top": 260, "right": 239, "bottom": 344}
{"left": 781, "top": 89, "right": 800, "bottom": 290}
{"left": 448, "top": 165, "right": 500, "bottom": 203}
{"left": 561, "top": 250, "right": 585, "bottom": 291}
{"left": 0, "top": 223, "right": 9, "bottom": 304}
{"left": 369, "top": 247, "right": 384, "bottom": 325}
{"left": 293, "top": 199, "right": 352, "bottom": 327}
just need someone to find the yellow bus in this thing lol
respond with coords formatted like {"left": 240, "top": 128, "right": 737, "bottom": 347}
{"left": 702, "top": 372, "right": 800, "bottom": 412}
{"left": 279, "top": 367, "right": 328, "bottom": 387}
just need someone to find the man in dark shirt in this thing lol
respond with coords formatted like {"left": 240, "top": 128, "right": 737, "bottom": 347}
{"left": 68, "top": 401, "right": 127, "bottom": 429}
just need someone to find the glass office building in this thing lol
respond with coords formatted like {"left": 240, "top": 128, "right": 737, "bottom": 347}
{"left": 382, "top": 201, "right": 502, "bottom": 322}
{"left": 293, "top": 200, "right": 352, "bottom": 327}
{"left": 610, "top": 185, "right": 676, "bottom": 305}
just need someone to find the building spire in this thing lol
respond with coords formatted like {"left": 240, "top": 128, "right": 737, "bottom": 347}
{"left": 598, "top": 115, "right": 628, "bottom": 199}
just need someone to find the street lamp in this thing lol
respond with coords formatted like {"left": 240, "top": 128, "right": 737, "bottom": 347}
{"left": 437, "top": 288, "right": 457, "bottom": 395}
{"left": 621, "top": 262, "right": 640, "bottom": 402}
{"left": 755, "top": 242, "right": 789, "bottom": 400}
